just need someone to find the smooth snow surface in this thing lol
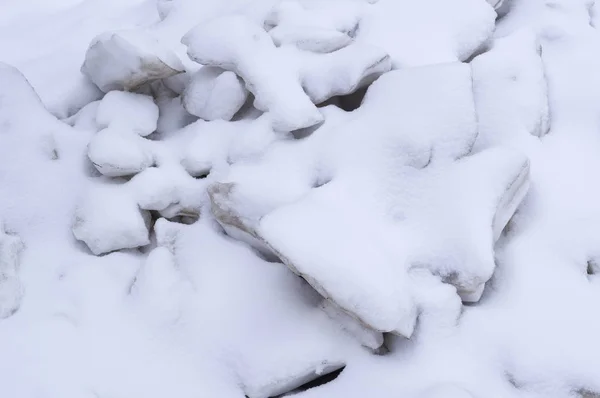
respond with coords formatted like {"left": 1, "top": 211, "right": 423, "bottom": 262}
{"left": 2, "top": 0, "right": 600, "bottom": 398}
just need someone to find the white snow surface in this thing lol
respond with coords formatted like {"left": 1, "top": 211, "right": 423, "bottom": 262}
{"left": 2, "top": 0, "right": 600, "bottom": 398}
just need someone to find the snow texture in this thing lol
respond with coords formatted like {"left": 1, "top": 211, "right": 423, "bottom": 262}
{"left": 4, "top": 0, "right": 600, "bottom": 397}
{"left": 82, "top": 29, "right": 185, "bottom": 92}
{"left": 181, "top": 66, "right": 248, "bottom": 121}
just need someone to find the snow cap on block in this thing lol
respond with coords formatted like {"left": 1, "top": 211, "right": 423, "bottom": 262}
{"left": 82, "top": 29, "right": 185, "bottom": 92}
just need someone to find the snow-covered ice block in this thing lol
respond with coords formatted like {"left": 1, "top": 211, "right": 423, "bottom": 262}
{"left": 182, "top": 66, "right": 248, "bottom": 121}
{"left": 87, "top": 128, "right": 154, "bottom": 177}
{"left": 96, "top": 91, "right": 159, "bottom": 136}
{"left": 471, "top": 30, "right": 550, "bottom": 150}
{"left": 265, "top": 0, "right": 359, "bottom": 53}
{"left": 209, "top": 63, "right": 530, "bottom": 335}
{"left": 82, "top": 30, "right": 185, "bottom": 92}
{"left": 180, "top": 116, "right": 280, "bottom": 178}
{"left": 130, "top": 165, "right": 204, "bottom": 220}
{"left": 182, "top": 15, "right": 323, "bottom": 132}
{"left": 299, "top": 42, "right": 391, "bottom": 104}
{"left": 356, "top": 0, "right": 495, "bottom": 67}
{"left": 0, "top": 224, "right": 24, "bottom": 319}
{"left": 73, "top": 183, "right": 151, "bottom": 255}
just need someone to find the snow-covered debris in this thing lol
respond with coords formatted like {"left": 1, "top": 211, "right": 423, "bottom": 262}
{"left": 209, "top": 63, "right": 530, "bottom": 336}
{"left": 82, "top": 30, "right": 185, "bottom": 92}
{"left": 0, "top": 224, "right": 24, "bottom": 319}
{"left": 181, "top": 66, "right": 248, "bottom": 121}
{"left": 183, "top": 15, "right": 323, "bottom": 132}
{"left": 96, "top": 91, "right": 159, "bottom": 136}
{"left": 356, "top": 0, "right": 496, "bottom": 67}
{"left": 183, "top": 13, "right": 391, "bottom": 131}
{"left": 87, "top": 128, "right": 154, "bottom": 177}
{"left": 299, "top": 42, "right": 391, "bottom": 104}
{"left": 471, "top": 30, "right": 550, "bottom": 150}
{"left": 73, "top": 183, "right": 151, "bottom": 255}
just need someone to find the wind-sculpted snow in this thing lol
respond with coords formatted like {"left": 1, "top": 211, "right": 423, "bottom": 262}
{"left": 4, "top": 0, "right": 600, "bottom": 397}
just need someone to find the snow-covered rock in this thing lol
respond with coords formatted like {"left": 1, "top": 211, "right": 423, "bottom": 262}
{"left": 182, "top": 66, "right": 248, "bottom": 121}
{"left": 73, "top": 183, "right": 151, "bottom": 255}
{"left": 183, "top": 14, "right": 391, "bottom": 130}
{"left": 87, "top": 128, "right": 154, "bottom": 177}
{"left": 209, "top": 63, "right": 530, "bottom": 336}
{"left": 183, "top": 15, "right": 323, "bottom": 132}
{"left": 82, "top": 30, "right": 185, "bottom": 92}
{"left": 96, "top": 91, "right": 159, "bottom": 136}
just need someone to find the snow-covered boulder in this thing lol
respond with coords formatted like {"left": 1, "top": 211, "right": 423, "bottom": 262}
{"left": 209, "top": 63, "right": 530, "bottom": 336}
{"left": 73, "top": 183, "right": 151, "bottom": 255}
{"left": 0, "top": 224, "right": 24, "bottom": 319}
{"left": 182, "top": 66, "right": 248, "bottom": 121}
{"left": 96, "top": 91, "right": 159, "bottom": 136}
{"left": 82, "top": 30, "right": 185, "bottom": 92}
{"left": 183, "top": 14, "right": 391, "bottom": 131}
{"left": 299, "top": 42, "right": 391, "bottom": 104}
{"left": 87, "top": 128, "right": 154, "bottom": 177}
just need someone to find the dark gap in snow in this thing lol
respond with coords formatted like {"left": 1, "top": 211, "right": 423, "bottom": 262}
{"left": 586, "top": 260, "right": 597, "bottom": 276}
{"left": 322, "top": 86, "right": 368, "bottom": 112}
{"left": 291, "top": 121, "right": 323, "bottom": 139}
{"left": 275, "top": 366, "right": 346, "bottom": 397}
{"left": 167, "top": 214, "right": 198, "bottom": 225}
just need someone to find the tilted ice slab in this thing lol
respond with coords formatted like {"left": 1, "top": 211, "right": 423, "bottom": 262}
{"left": 182, "top": 14, "right": 390, "bottom": 132}
{"left": 209, "top": 63, "right": 530, "bottom": 336}
{"left": 82, "top": 29, "right": 185, "bottom": 92}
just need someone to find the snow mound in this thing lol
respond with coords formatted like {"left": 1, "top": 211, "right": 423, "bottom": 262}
{"left": 82, "top": 30, "right": 185, "bottom": 92}
{"left": 96, "top": 91, "right": 159, "bottom": 136}
{"left": 0, "top": 224, "right": 24, "bottom": 319}
{"left": 209, "top": 63, "right": 530, "bottom": 336}
{"left": 182, "top": 13, "right": 390, "bottom": 131}
{"left": 356, "top": 0, "right": 496, "bottom": 67}
{"left": 471, "top": 29, "right": 550, "bottom": 150}
{"left": 264, "top": 0, "right": 360, "bottom": 53}
{"left": 181, "top": 66, "right": 248, "bottom": 121}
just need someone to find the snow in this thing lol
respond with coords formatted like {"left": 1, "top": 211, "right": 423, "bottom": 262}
{"left": 3, "top": 0, "right": 600, "bottom": 397}
{"left": 82, "top": 29, "right": 185, "bottom": 92}
{"left": 182, "top": 66, "right": 248, "bottom": 121}
{"left": 96, "top": 91, "right": 159, "bottom": 136}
